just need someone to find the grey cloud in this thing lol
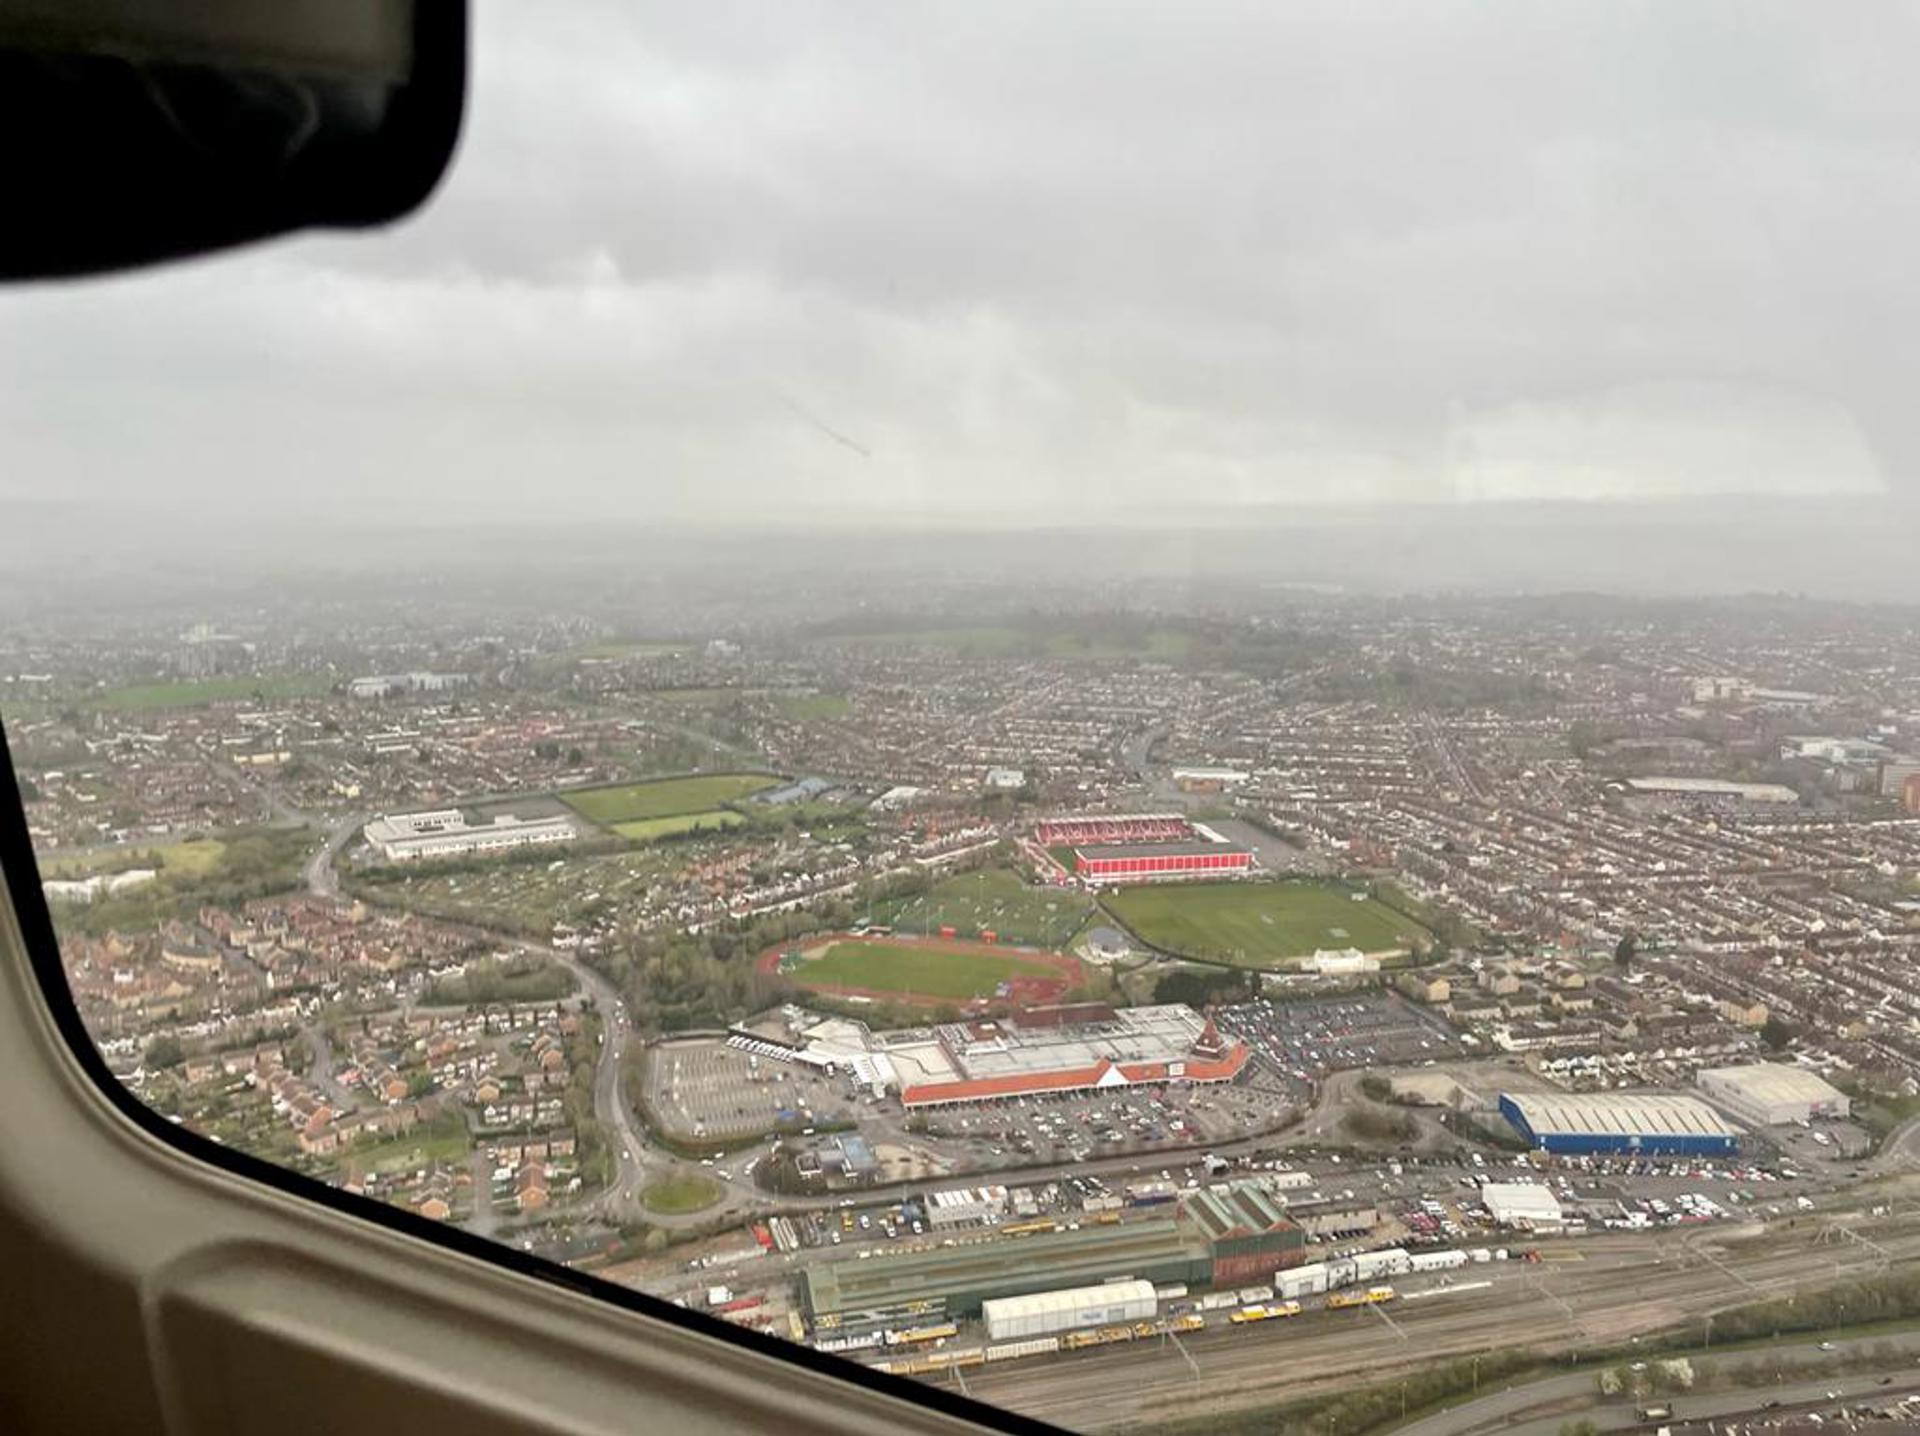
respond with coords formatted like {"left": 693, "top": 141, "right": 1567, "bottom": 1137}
{"left": 5, "top": 1, "right": 1920, "bottom": 529}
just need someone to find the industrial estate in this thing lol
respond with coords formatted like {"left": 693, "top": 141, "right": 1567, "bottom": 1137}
{"left": 16, "top": 583, "right": 1920, "bottom": 1435}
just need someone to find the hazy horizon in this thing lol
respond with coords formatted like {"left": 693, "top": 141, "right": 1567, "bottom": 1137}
{"left": 6, "top": 3, "right": 1920, "bottom": 552}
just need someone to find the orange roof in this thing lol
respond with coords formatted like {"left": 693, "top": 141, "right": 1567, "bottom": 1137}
{"left": 900, "top": 1042, "right": 1251, "bottom": 1107}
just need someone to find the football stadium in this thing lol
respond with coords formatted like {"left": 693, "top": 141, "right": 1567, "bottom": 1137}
{"left": 1034, "top": 814, "right": 1255, "bottom": 886}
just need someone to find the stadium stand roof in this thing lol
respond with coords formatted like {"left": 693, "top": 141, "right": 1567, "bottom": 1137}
{"left": 1074, "top": 840, "right": 1249, "bottom": 860}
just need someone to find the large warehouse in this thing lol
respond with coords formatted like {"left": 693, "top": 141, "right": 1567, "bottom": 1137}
{"left": 1696, "top": 1063, "right": 1851, "bottom": 1127}
{"left": 895, "top": 1004, "right": 1252, "bottom": 1108}
{"left": 1180, "top": 1181, "right": 1308, "bottom": 1283}
{"left": 803, "top": 1183, "right": 1304, "bottom": 1325}
{"left": 1481, "top": 1182, "right": 1565, "bottom": 1230}
{"left": 801, "top": 1218, "right": 1211, "bottom": 1324}
{"left": 1499, "top": 1092, "right": 1740, "bottom": 1156}
{"left": 982, "top": 1280, "right": 1157, "bottom": 1342}
{"left": 362, "top": 808, "right": 579, "bottom": 862}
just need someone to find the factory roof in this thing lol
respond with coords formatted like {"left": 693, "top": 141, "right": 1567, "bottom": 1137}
{"left": 803, "top": 1219, "right": 1204, "bottom": 1316}
{"left": 1696, "top": 1062, "right": 1847, "bottom": 1105}
{"left": 1480, "top": 1182, "right": 1564, "bottom": 1220}
{"left": 1624, "top": 777, "right": 1799, "bottom": 802}
{"left": 1181, "top": 1182, "right": 1294, "bottom": 1241}
{"left": 1503, "top": 1091, "right": 1740, "bottom": 1140}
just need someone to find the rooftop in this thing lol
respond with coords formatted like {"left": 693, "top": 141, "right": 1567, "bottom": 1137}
{"left": 1697, "top": 1062, "right": 1847, "bottom": 1105}
{"left": 1503, "top": 1091, "right": 1740, "bottom": 1140}
{"left": 803, "top": 1219, "right": 1204, "bottom": 1317}
{"left": 1076, "top": 840, "right": 1251, "bottom": 860}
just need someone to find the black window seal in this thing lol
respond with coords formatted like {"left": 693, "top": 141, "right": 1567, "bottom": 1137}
{"left": 0, "top": 717, "right": 1060, "bottom": 1436}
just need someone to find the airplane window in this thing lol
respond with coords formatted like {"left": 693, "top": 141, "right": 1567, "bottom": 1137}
{"left": 6, "top": 5, "right": 1920, "bottom": 1433}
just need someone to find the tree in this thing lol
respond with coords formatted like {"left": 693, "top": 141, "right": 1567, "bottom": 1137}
{"left": 1760, "top": 1015, "right": 1795, "bottom": 1051}
{"left": 17, "top": 775, "right": 40, "bottom": 802}
{"left": 143, "top": 1034, "right": 184, "bottom": 1069}
{"left": 1614, "top": 931, "right": 1638, "bottom": 967}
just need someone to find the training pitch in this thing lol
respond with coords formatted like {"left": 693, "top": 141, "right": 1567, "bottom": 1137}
{"left": 559, "top": 773, "right": 780, "bottom": 827}
{"left": 1103, "top": 880, "right": 1428, "bottom": 967}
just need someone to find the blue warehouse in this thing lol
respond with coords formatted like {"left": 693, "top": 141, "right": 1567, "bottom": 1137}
{"left": 1499, "top": 1092, "right": 1739, "bottom": 1157}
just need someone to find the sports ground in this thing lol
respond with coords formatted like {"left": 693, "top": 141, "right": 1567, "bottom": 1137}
{"left": 758, "top": 933, "right": 1084, "bottom": 1007}
{"left": 559, "top": 773, "right": 781, "bottom": 835}
{"left": 1102, "top": 880, "right": 1429, "bottom": 968}
{"left": 871, "top": 869, "right": 1100, "bottom": 950}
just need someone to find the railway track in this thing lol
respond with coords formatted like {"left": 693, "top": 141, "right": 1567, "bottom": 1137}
{"left": 950, "top": 1224, "right": 1920, "bottom": 1431}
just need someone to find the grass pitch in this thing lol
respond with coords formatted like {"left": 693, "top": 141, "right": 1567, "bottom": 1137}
{"left": 803, "top": 939, "right": 1063, "bottom": 1000}
{"left": 611, "top": 810, "right": 746, "bottom": 842}
{"left": 560, "top": 773, "right": 780, "bottom": 827}
{"left": 91, "top": 673, "right": 337, "bottom": 710}
{"left": 873, "top": 868, "right": 1098, "bottom": 949}
{"left": 1103, "top": 880, "right": 1428, "bottom": 968}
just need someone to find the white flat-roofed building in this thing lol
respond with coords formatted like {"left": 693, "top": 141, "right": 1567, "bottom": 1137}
{"left": 982, "top": 1280, "right": 1157, "bottom": 1341}
{"left": 1481, "top": 1182, "right": 1564, "bottom": 1230}
{"left": 925, "top": 1185, "right": 1010, "bottom": 1231}
{"left": 1624, "top": 777, "right": 1799, "bottom": 804}
{"left": 1697, "top": 1062, "right": 1850, "bottom": 1126}
{"left": 363, "top": 808, "right": 580, "bottom": 862}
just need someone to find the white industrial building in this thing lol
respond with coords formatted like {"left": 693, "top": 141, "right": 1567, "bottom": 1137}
{"left": 982, "top": 1280, "right": 1157, "bottom": 1341}
{"left": 362, "top": 809, "right": 580, "bottom": 862}
{"left": 346, "top": 671, "right": 469, "bottom": 699}
{"left": 1623, "top": 776, "right": 1798, "bottom": 804}
{"left": 1480, "top": 1183, "right": 1565, "bottom": 1231}
{"left": 923, "top": 1185, "right": 1010, "bottom": 1232}
{"left": 1696, "top": 1063, "right": 1850, "bottom": 1127}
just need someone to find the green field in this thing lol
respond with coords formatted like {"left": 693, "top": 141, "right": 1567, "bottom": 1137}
{"left": 642, "top": 1170, "right": 723, "bottom": 1214}
{"left": 91, "top": 673, "right": 337, "bottom": 711}
{"left": 1103, "top": 881, "right": 1429, "bottom": 968}
{"left": 348, "top": 1116, "right": 471, "bottom": 1175}
{"left": 874, "top": 869, "right": 1099, "bottom": 949}
{"left": 560, "top": 773, "right": 780, "bottom": 826}
{"left": 610, "top": 810, "right": 747, "bottom": 842}
{"left": 40, "top": 837, "right": 226, "bottom": 880}
{"left": 803, "top": 940, "right": 1063, "bottom": 999}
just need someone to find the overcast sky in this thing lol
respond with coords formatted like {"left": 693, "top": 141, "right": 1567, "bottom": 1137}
{"left": 4, "top": 2, "right": 1919, "bottom": 529}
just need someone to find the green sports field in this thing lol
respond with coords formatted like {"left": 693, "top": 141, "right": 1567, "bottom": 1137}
{"left": 610, "top": 810, "right": 746, "bottom": 842}
{"left": 802, "top": 940, "right": 1063, "bottom": 1000}
{"left": 560, "top": 773, "right": 780, "bottom": 827}
{"left": 873, "top": 869, "right": 1099, "bottom": 949}
{"left": 1103, "top": 881, "right": 1429, "bottom": 968}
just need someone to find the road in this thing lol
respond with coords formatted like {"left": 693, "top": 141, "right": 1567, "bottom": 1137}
{"left": 1399, "top": 1330, "right": 1920, "bottom": 1436}
{"left": 303, "top": 810, "right": 363, "bottom": 899}
{"left": 299, "top": 1021, "right": 360, "bottom": 1112}
{"left": 538, "top": 946, "right": 660, "bottom": 1216}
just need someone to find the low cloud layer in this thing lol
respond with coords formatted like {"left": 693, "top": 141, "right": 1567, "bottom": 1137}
{"left": 4, "top": 2, "right": 1917, "bottom": 527}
